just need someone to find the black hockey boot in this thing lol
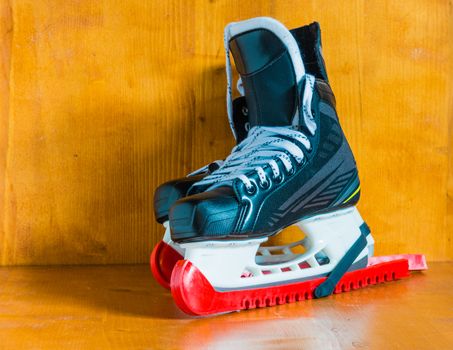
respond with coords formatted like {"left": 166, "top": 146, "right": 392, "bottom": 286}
{"left": 169, "top": 18, "right": 361, "bottom": 243}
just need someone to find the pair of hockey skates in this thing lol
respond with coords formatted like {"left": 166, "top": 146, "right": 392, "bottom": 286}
{"left": 151, "top": 17, "right": 427, "bottom": 316}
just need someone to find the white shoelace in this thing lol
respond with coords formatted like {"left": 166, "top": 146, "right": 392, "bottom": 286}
{"left": 193, "top": 126, "right": 312, "bottom": 191}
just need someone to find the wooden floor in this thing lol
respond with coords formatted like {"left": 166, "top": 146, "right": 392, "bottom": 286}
{"left": 0, "top": 263, "right": 451, "bottom": 350}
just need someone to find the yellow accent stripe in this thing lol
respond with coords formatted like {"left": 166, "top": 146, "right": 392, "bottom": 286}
{"left": 343, "top": 185, "right": 360, "bottom": 204}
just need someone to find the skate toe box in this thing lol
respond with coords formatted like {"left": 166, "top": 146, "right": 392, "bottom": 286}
{"left": 169, "top": 187, "right": 240, "bottom": 242}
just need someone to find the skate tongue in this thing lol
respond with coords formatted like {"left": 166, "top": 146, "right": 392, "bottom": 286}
{"left": 225, "top": 17, "right": 305, "bottom": 129}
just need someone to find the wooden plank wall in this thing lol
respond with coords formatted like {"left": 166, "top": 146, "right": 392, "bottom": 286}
{"left": 0, "top": 0, "right": 451, "bottom": 265}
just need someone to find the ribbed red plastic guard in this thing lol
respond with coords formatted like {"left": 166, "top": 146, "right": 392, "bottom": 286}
{"left": 171, "top": 258, "right": 412, "bottom": 316}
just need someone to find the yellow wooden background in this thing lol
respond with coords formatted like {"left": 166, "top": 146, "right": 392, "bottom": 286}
{"left": 0, "top": 0, "right": 451, "bottom": 265}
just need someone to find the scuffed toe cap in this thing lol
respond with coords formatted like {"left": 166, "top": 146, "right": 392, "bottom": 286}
{"left": 169, "top": 187, "right": 241, "bottom": 242}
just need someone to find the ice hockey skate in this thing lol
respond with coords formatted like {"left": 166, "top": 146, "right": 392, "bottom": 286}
{"left": 151, "top": 18, "right": 331, "bottom": 289}
{"left": 166, "top": 17, "right": 427, "bottom": 316}
{"left": 152, "top": 17, "right": 336, "bottom": 289}
{"left": 151, "top": 93, "right": 250, "bottom": 289}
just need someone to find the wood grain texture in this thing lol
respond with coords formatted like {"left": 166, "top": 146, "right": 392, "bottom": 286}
{"left": 0, "top": 0, "right": 451, "bottom": 265}
{"left": 0, "top": 263, "right": 452, "bottom": 349}
{"left": 447, "top": 0, "right": 453, "bottom": 261}
{"left": 0, "top": 1, "right": 12, "bottom": 264}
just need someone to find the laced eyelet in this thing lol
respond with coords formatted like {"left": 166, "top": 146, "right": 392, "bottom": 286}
{"left": 259, "top": 178, "right": 270, "bottom": 189}
{"left": 287, "top": 167, "right": 295, "bottom": 176}
{"left": 245, "top": 183, "right": 257, "bottom": 195}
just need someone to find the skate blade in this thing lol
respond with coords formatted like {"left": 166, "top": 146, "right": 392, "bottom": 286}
{"left": 170, "top": 257, "right": 421, "bottom": 316}
{"left": 150, "top": 241, "right": 183, "bottom": 290}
